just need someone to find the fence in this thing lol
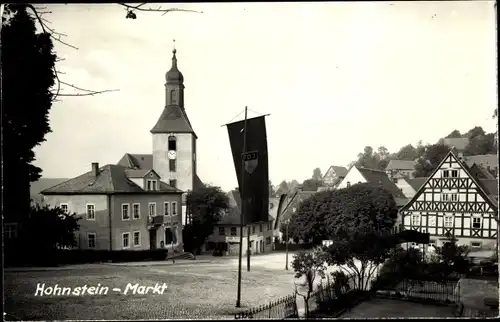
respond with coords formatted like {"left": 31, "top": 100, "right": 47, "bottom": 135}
{"left": 234, "top": 294, "right": 298, "bottom": 320}
{"left": 376, "top": 279, "right": 460, "bottom": 303}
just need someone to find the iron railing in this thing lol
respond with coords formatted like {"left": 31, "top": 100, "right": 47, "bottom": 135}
{"left": 234, "top": 294, "right": 298, "bottom": 319}
{"left": 377, "top": 279, "right": 460, "bottom": 303}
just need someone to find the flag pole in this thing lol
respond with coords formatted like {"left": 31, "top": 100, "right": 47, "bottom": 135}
{"left": 236, "top": 106, "right": 248, "bottom": 308}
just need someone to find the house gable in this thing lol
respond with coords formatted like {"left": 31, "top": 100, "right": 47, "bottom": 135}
{"left": 400, "top": 150, "right": 497, "bottom": 240}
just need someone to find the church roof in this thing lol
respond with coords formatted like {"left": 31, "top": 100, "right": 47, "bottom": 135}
{"left": 150, "top": 105, "right": 197, "bottom": 137}
{"left": 165, "top": 48, "right": 184, "bottom": 85}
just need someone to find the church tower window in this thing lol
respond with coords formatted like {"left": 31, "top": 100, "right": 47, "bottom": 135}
{"left": 170, "top": 90, "right": 178, "bottom": 105}
{"left": 168, "top": 136, "right": 177, "bottom": 151}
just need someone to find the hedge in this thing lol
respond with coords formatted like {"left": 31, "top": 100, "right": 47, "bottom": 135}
{"left": 4, "top": 247, "right": 169, "bottom": 267}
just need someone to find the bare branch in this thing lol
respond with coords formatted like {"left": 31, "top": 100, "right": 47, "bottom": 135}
{"left": 118, "top": 2, "right": 203, "bottom": 19}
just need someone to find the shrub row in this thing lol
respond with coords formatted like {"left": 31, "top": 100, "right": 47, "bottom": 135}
{"left": 274, "top": 242, "right": 313, "bottom": 251}
{"left": 5, "top": 247, "right": 169, "bottom": 267}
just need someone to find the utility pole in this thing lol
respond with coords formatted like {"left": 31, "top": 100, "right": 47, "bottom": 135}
{"left": 235, "top": 106, "right": 248, "bottom": 308}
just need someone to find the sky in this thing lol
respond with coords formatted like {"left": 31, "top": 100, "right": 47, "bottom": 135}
{"left": 32, "top": 1, "right": 497, "bottom": 192}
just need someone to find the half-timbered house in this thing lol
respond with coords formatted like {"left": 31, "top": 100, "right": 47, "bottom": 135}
{"left": 400, "top": 150, "right": 498, "bottom": 251}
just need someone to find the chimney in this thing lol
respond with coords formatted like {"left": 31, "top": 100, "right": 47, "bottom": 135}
{"left": 92, "top": 162, "right": 99, "bottom": 177}
{"left": 458, "top": 152, "right": 464, "bottom": 159}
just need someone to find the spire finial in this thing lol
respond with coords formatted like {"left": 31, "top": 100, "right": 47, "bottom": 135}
{"left": 172, "top": 39, "right": 176, "bottom": 55}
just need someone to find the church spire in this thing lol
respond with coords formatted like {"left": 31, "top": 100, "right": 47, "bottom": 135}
{"left": 166, "top": 39, "right": 183, "bottom": 85}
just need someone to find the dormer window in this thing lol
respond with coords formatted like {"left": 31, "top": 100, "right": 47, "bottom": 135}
{"left": 168, "top": 136, "right": 177, "bottom": 151}
{"left": 147, "top": 179, "right": 157, "bottom": 191}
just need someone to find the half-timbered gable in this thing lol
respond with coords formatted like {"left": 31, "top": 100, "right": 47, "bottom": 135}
{"left": 400, "top": 150, "right": 498, "bottom": 250}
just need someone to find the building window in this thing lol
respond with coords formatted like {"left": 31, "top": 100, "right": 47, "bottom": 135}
{"left": 133, "top": 231, "right": 141, "bottom": 246}
{"left": 266, "top": 236, "right": 271, "bottom": 245}
{"left": 88, "top": 233, "right": 96, "bottom": 248}
{"left": 219, "top": 227, "right": 225, "bottom": 236}
{"left": 346, "top": 181, "right": 351, "bottom": 188}
{"left": 444, "top": 216, "right": 453, "bottom": 228}
{"left": 147, "top": 179, "right": 157, "bottom": 191}
{"left": 441, "top": 193, "right": 449, "bottom": 202}
{"left": 172, "top": 202, "right": 177, "bottom": 215}
{"left": 163, "top": 202, "right": 170, "bottom": 216}
{"left": 252, "top": 225, "right": 255, "bottom": 234}
{"left": 471, "top": 241, "right": 481, "bottom": 249}
{"left": 132, "top": 203, "right": 140, "bottom": 219}
{"left": 122, "top": 204, "right": 130, "bottom": 220}
{"left": 429, "top": 239, "right": 436, "bottom": 246}
{"left": 259, "top": 224, "right": 263, "bottom": 232}
{"left": 170, "top": 89, "right": 178, "bottom": 105}
{"left": 168, "top": 136, "right": 177, "bottom": 151}
{"left": 122, "top": 233, "right": 130, "bottom": 249}
{"left": 169, "top": 159, "right": 176, "bottom": 172}
{"left": 231, "top": 227, "right": 237, "bottom": 236}
{"left": 149, "top": 203, "right": 156, "bottom": 216}
{"left": 472, "top": 217, "right": 482, "bottom": 229}
{"left": 442, "top": 170, "right": 449, "bottom": 178}
{"left": 451, "top": 170, "right": 458, "bottom": 178}
{"left": 86, "top": 204, "right": 95, "bottom": 220}
{"left": 169, "top": 179, "right": 177, "bottom": 188}
{"left": 4, "top": 223, "right": 18, "bottom": 239}
{"left": 165, "top": 227, "right": 177, "bottom": 244}
{"left": 193, "top": 153, "right": 196, "bottom": 161}
{"left": 450, "top": 193, "right": 459, "bottom": 202}
{"left": 60, "top": 203, "right": 69, "bottom": 213}
{"left": 411, "top": 215, "right": 420, "bottom": 226}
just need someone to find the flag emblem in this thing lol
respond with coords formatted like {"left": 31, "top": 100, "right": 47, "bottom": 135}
{"left": 243, "top": 151, "right": 259, "bottom": 174}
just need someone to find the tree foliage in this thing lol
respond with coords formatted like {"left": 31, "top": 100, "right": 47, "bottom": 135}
{"left": 19, "top": 205, "right": 81, "bottom": 250}
{"left": 413, "top": 143, "right": 450, "bottom": 177}
{"left": 312, "top": 168, "right": 322, "bottom": 181}
{"left": 2, "top": 5, "right": 57, "bottom": 222}
{"left": 183, "top": 185, "right": 229, "bottom": 253}
{"left": 291, "top": 247, "right": 327, "bottom": 317}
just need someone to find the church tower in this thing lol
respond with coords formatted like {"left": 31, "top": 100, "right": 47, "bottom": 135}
{"left": 151, "top": 47, "right": 197, "bottom": 225}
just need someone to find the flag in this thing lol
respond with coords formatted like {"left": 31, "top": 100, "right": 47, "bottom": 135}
{"left": 227, "top": 115, "right": 269, "bottom": 224}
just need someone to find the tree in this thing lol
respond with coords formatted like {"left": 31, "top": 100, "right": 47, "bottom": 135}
{"left": 301, "top": 179, "right": 322, "bottom": 192}
{"left": 22, "top": 205, "right": 81, "bottom": 250}
{"left": 312, "top": 168, "right": 322, "bottom": 181}
{"left": 446, "top": 130, "right": 462, "bottom": 138}
{"left": 2, "top": 5, "right": 57, "bottom": 224}
{"left": 183, "top": 185, "right": 229, "bottom": 254}
{"left": 317, "top": 184, "right": 398, "bottom": 290}
{"left": 395, "top": 144, "right": 418, "bottom": 161}
{"left": 292, "top": 247, "right": 327, "bottom": 318}
{"left": 413, "top": 143, "right": 450, "bottom": 177}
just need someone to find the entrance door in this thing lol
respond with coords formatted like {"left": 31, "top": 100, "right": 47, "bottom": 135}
{"left": 149, "top": 229, "right": 157, "bottom": 250}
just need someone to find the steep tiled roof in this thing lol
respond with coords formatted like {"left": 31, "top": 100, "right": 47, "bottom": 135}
{"left": 356, "top": 166, "right": 407, "bottom": 200}
{"left": 41, "top": 164, "right": 182, "bottom": 194}
{"left": 117, "top": 153, "right": 205, "bottom": 190}
{"left": 386, "top": 160, "right": 417, "bottom": 171}
{"left": 30, "top": 178, "right": 70, "bottom": 204}
{"left": 443, "top": 137, "right": 469, "bottom": 151}
{"left": 124, "top": 169, "right": 156, "bottom": 178}
{"left": 324, "top": 165, "right": 348, "bottom": 178}
{"left": 150, "top": 106, "right": 197, "bottom": 138}
{"left": 477, "top": 179, "right": 498, "bottom": 202}
{"left": 117, "top": 154, "right": 153, "bottom": 170}
{"left": 406, "top": 177, "right": 428, "bottom": 191}
{"left": 464, "top": 154, "right": 498, "bottom": 169}
{"left": 468, "top": 163, "right": 496, "bottom": 180}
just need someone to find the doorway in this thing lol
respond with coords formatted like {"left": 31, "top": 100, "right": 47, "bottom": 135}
{"left": 149, "top": 229, "right": 157, "bottom": 250}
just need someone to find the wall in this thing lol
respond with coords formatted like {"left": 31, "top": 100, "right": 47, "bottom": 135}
{"left": 152, "top": 133, "right": 195, "bottom": 225}
{"left": 336, "top": 167, "right": 365, "bottom": 189}
{"left": 43, "top": 194, "right": 109, "bottom": 250}
{"left": 111, "top": 193, "right": 182, "bottom": 251}
{"left": 206, "top": 222, "right": 274, "bottom": 254}
{"left": 395, "top": 178, "right": 417, "bottom": 199}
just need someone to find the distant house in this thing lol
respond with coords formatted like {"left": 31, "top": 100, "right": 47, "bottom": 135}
{"left": 393, "top": 176, "right": 428, "bottom": 199}
{"left": 400, "top": 149, "right": 498, "bottom": 251}
{"left": 464, "top": 154, "right": 498, "bottom": 178}
{"left": 321, "top": 165, "right": 348, "bottom": 189}
{"left": 41, "top": 162, "right": 184, "bottom": 252}
{"left": 386, "top": 160, "right": 417, "bottom": 180}
{"left": 204, "top": 189, "right": 274, "bottom": 255}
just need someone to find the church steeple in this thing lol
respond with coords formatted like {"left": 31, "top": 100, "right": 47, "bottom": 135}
{"left": 165, "top": 40, "right": 184, "bottom": 85}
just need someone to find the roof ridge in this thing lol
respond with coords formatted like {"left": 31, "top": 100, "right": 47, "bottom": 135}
{"left": 357, "top": 166, "right": 385, "bottom": 173}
